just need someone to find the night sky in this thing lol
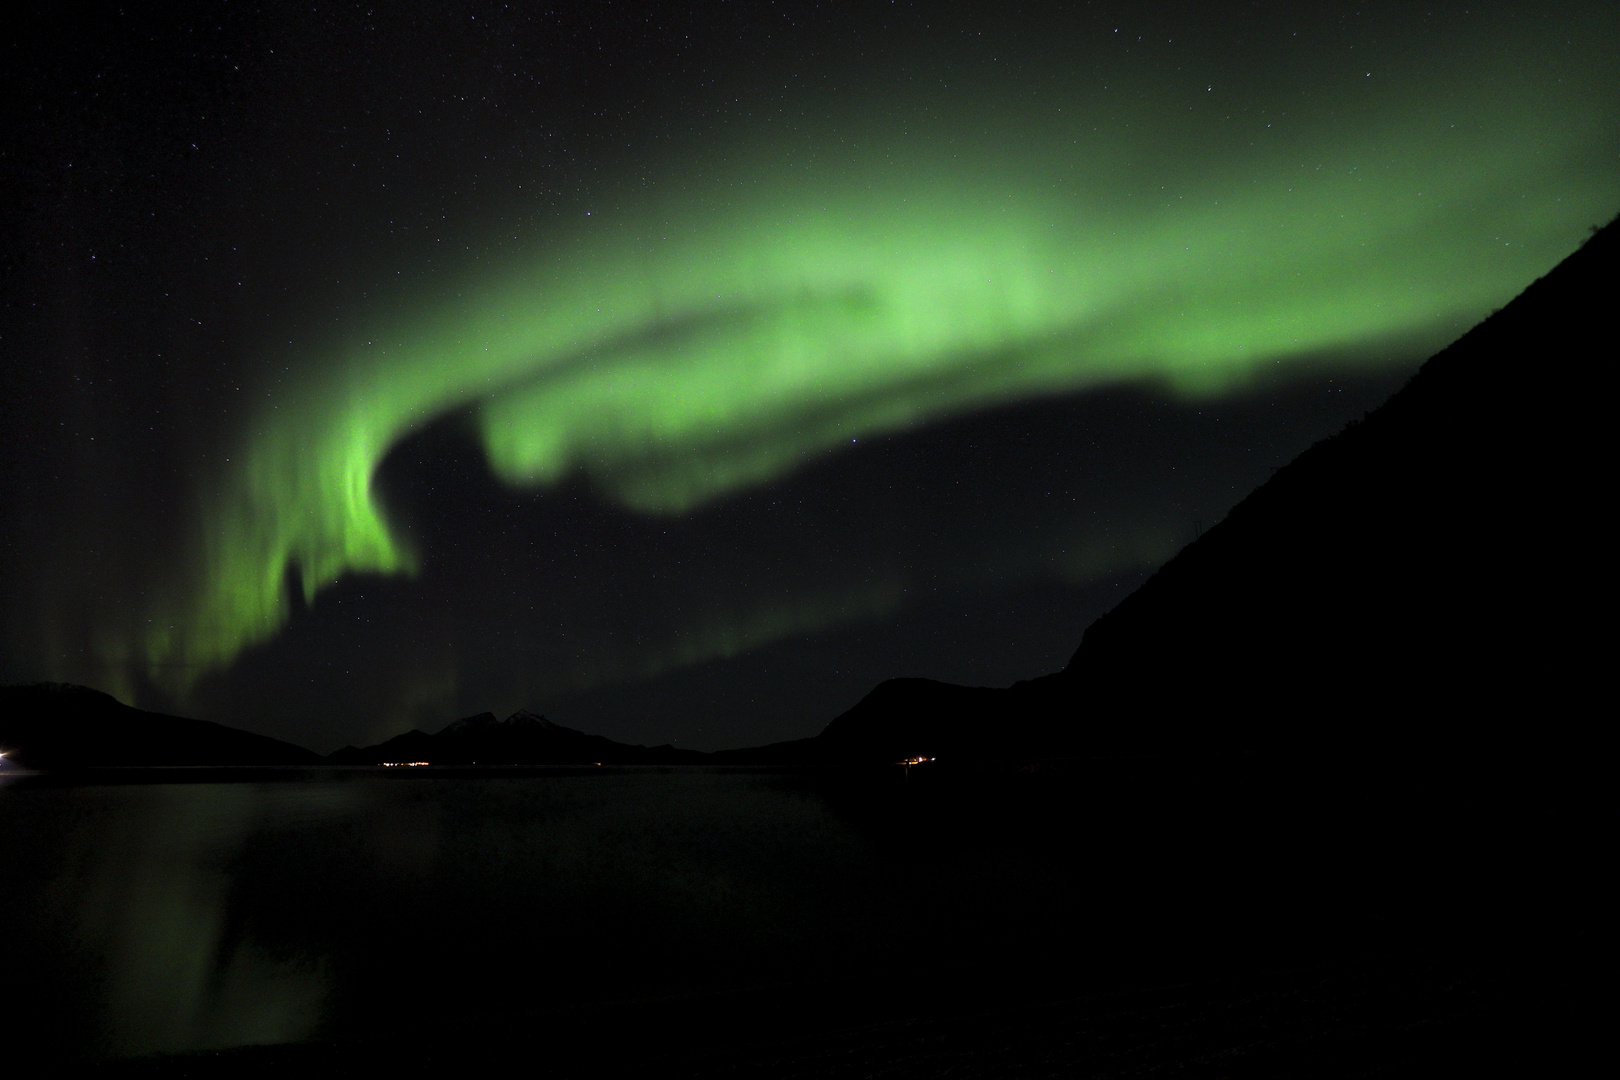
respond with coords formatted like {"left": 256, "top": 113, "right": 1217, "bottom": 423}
{"left": 3, "top": 2, "right": 1616, "bottom": 753}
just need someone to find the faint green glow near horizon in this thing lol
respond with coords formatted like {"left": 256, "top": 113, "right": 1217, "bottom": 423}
{"left": 134, "top": 58, "right": 1619, "bottom": 690}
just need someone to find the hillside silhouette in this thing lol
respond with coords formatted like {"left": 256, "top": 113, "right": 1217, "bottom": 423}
{"left": 0, "top": 683, "right": 321, "bottom": 768}
{"left": 724, "top": 215, "right": 1616, "bottom": 764}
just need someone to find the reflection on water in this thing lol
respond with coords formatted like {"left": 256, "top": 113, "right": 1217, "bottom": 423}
{"left": 3, "top": 761, "right": 1481, "bottom": 1065}
{"left": 3, "top": 782, "right": 338, "bottom": 1058}
{"left": 0, "top": 770, "right": 940, "bottom": 1062}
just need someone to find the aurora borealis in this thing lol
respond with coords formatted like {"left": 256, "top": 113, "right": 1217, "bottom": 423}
{"left": 4, "top": 2, "right": 1617, "bottom": 751}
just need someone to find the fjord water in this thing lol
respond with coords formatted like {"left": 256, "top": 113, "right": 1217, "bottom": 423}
{"left": 0, "top": 762, "right": 1540, "bottom": 1066}
{"left": 0, "top": 768, "right": 1081, "bottom": 1061}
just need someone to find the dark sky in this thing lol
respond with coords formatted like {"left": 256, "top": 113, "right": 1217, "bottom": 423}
{"left": 3, "top": 1, "right": 1616, "bottom": 752}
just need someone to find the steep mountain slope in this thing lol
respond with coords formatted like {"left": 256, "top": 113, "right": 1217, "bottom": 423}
{"left": 1043, "top": 217, "right": 1613, "bottom": 754}
{"left": 738, "top": 216, "right": 1615, "bottom": 763}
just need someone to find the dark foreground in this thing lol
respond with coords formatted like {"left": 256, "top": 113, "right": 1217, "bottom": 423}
{"left": 3, "top": 756, "right": 1597, "bottom": 1077}
{"left": 99, "top": 954, "right": 1590, "bottom": 1078}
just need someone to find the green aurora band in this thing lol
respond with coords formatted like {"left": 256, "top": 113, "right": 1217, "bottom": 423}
{"left": 133, "top": 58, "right": 1618, "bottom": 692}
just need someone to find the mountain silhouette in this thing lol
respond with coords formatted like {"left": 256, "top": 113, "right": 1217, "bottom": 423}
{"left": 327, "top": 708, "right": 708, "bottom": 766}
{"left": 0, "top": 683, "right": 323, "bottom": 768}
{"left": 725, "top": 216, "right": 1616, "bottom": 764}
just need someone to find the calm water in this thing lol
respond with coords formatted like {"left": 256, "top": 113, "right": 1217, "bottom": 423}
{"left": 3, "top": 760, "right": 1507, "bottom": 1065}
{"left": 0, "top": 767, "right": 1111, "bottom": 1062}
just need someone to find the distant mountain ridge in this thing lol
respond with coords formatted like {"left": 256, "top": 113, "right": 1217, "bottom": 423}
{"left": 327, "top": 709, "right": 708, "bottom": 766}
{"left": 0, "top": 689, "right": 709, "bottom": 769}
